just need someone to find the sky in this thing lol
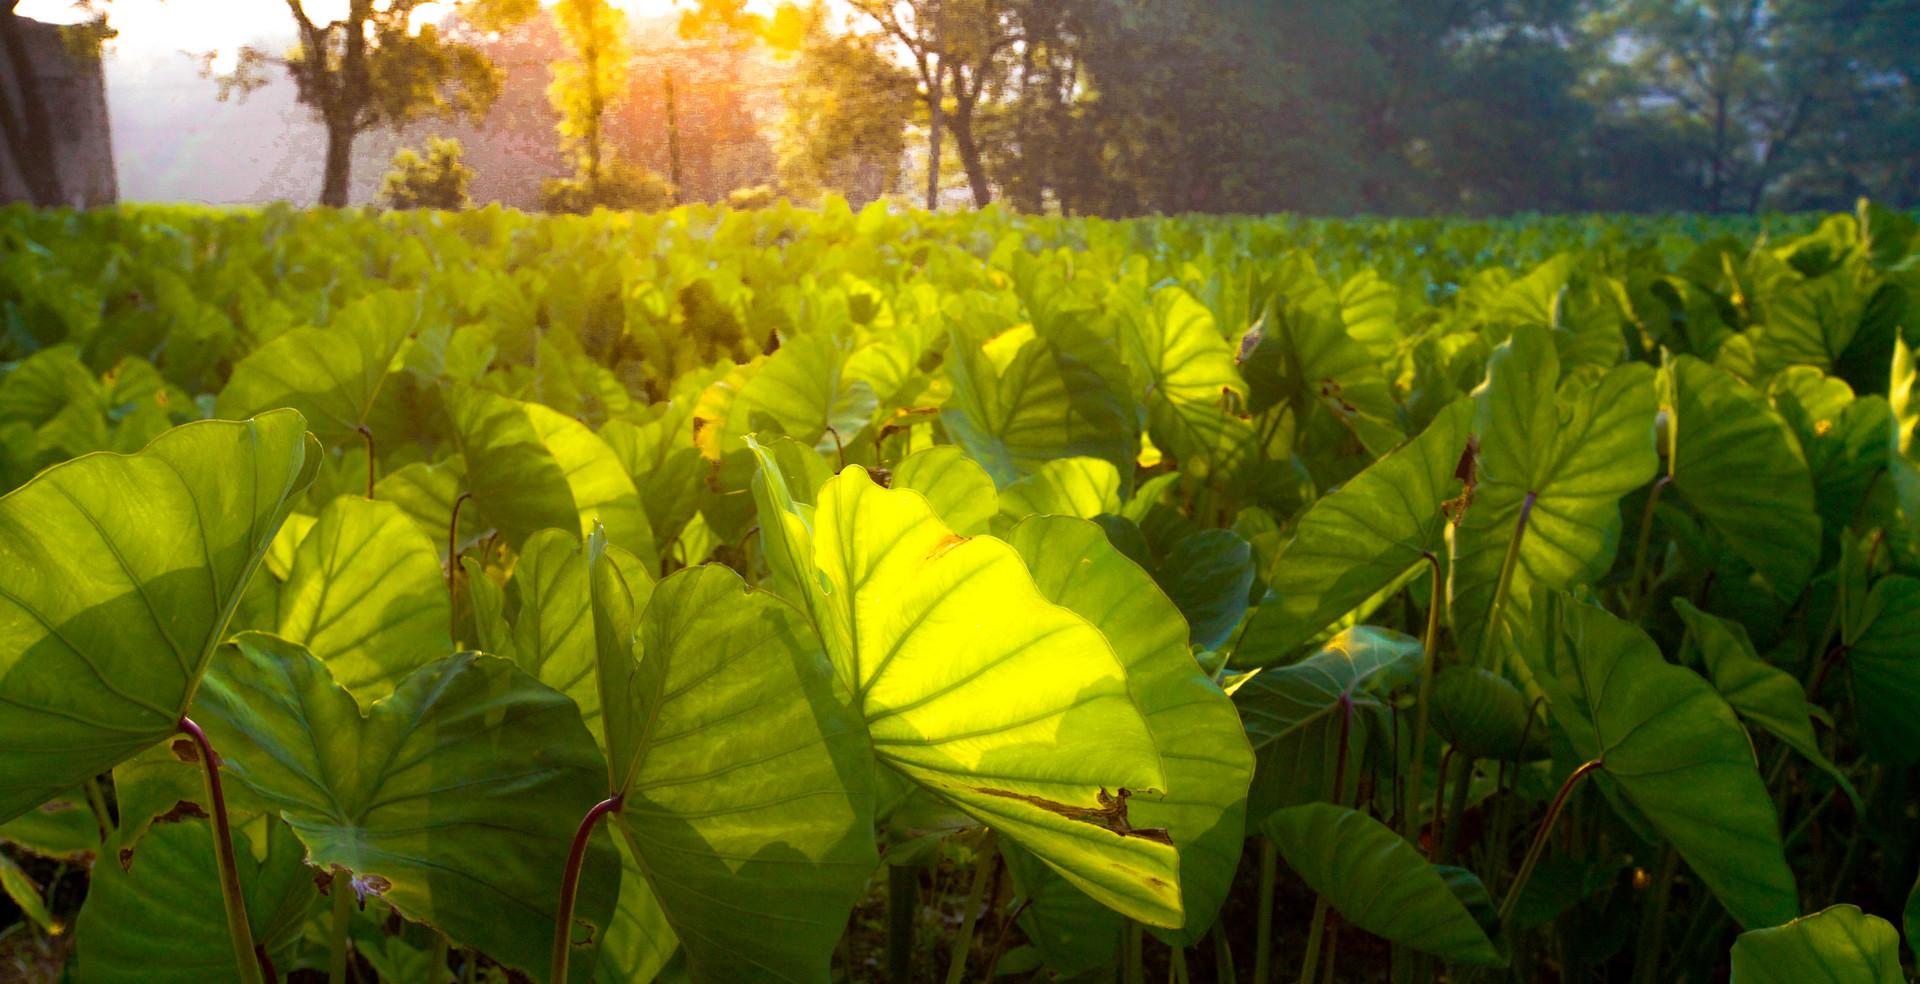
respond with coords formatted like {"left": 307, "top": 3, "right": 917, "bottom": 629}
{"left": 18, "top": 0, "right": 687, "bottom": 68}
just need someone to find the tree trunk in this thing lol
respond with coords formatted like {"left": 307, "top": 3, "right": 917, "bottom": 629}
{"left": 925, "top": 57, "right": 942, "bottom": 211}
{"left": 0, "top": 9, "right": 66, "bottom": 206}
{"left": 949, "top": 104, "right": 991, "bottom": 208}
{"left": 320, "top": 120, "right": 354, "bottom": 207}
{"left": 664, "top": 69, "right": 682, "bottom": 204}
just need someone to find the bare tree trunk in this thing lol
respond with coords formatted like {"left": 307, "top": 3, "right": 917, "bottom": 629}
{"left": 320, "top": 119, "right": 354, "bottom": 207}
{"left": 949, "top": 104, "right": 991, "bottom": 207}
{"left": 0, "top": 9, "right": 66, "bottom": 206}
{"left": 925, "top": 56, "right": 942, "bottom": 210}
{"left": 664, "top": 68, "right": 682, "bottom": 204}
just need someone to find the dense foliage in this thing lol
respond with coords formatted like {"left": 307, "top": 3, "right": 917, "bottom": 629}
{"left": 0, "top": 199, "right": 1917, "bottom": 983}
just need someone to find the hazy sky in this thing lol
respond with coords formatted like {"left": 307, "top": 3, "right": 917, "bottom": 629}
{"left": 19, "top": 0, "right": 686, "bottom": 67}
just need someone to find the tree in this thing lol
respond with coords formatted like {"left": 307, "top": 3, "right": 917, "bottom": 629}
{"left": 842, "top": 0, "right": 1019, "bottom": 208}
{"left": 776, "top": 6, "right": 916, "bottom": 206}
{"left": 379, "top": 136, "right": 474, "bottom": 209}
{"left": 1591, "top": 0, "right": 1920, "bottom": 212}
{"left": 546, "top": 0, "right": 669, "bottom": 211}
{"left": 225, "top": 0, "right": 530, "bottom": 207}
{"left": 0, "top": 0, "right": 112, "bottom": 206}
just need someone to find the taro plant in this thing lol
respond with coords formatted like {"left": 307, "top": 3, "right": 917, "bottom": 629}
{"left": 2, "top": 201, "right": 1918, "bottom": 983}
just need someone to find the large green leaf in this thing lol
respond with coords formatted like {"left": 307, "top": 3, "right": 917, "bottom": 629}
{"left": 996, "top": 456, "right": 1122, "bottom": 524}
{"left": 488, "top": 529, "right": 654, "bottom": 748}
{"left": 1729, "top": 905, "right": 1903, "bottom": 984}
{"left": 599, "top": 400, "right": 704, "bottom": 551}
{"left": 749, "top": 451, "right": 1183, "bottom": 927}
{"left": 214, "top": 289, "right": 419, "bottom": 443}
{"left": 75, "top": 816, "right": 318, "bottom": 983}
{"left": 1451, "top": 326, "right": 1657, "bottom": 665}
{"left": 1527, "top": 593, "right": 1796, "bottom": 929}
{"left": 275, "top": 495, "right": 450, "bottom": 707}
{"left": 1232, "top": 627, "right": 1420, "bottom": 822}
{"left": 737, "top": 331, "right": 877, "bottom": 453}
{"left": 0, "top": 411, "right": 315, "bottom": 823}
{"left": 1264, "top": 803, "right": 1503, "bottom": 966}
{"left": 892, "top": 445, "right": 997, "bottom": 536}
{"left": 1118, "top": 287, "right": 1257, "bottom": 481}
{"left": 1673, "top": 599, "right": 1858, "bottom": 809}
{"left": 1156, "top": 530, "right": 1255, "bottom": 651}
{"left": 445, "top": 385, "right": 656, "bottom": 565}
{"left": 189, "top": 633, "right": 619, "bottom": 981}
{"left": 941, "top": 326, "right": 1136, "bottom": 487}
{"left": 1841, "top": 574, "right": 1920, "bottom": 764}
{"left": 587, "top": 562, "right": 876, "bottom": 982}
{"left": 594, "top": 832, "right": 677, "bottom": 984}
{"left": 1238, "top": 288, "right": 1402, "bottom": 455}
{"left": 1238, "top": 399, "right": 1472, "bottom": 665}
{"left": 1665, "top": 356, "right": 1821, "bottom": 600}
{"left": 1009, "top": 515, "right": 1254, "bottom": 944}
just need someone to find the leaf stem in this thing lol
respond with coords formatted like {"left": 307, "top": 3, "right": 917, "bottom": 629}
{"left": 888, "top": 863, "right": 916, "bottom": 984}
{"left": 944, "top": 833, "right": 997, "bottom": 984}
{"left": 447, "top": 490, "right": 472, "bottom": 639}
{"left": 1481, "top": 490, "right": 1538, "bottom": 673}
{"left": 84, "top": 776, "right": 112, "bottom": 844}
{"left": 1630, "top": 846, "right": 1679, "bottom": 984}
{"left": 1212, "top": 920, "right": 1240, "bottom": 984}
{"left": 1122, "top": 920, "right": 1145, "bottom": 984}
{"left": 1498, "top": 758, "right": 1602, "bottom": 926}
{"left": 178, "top": 716, "right": 264, "bottom": 984}
{"left": 1626, "top": 475, "right": 1671, "bottom": 613}
{"left": 329, "top": 868, "right": 354, "bottom": 984}
{"left": 550, "top": 794, "right": 621, "bottom": 984}
{"left": 1253, "top": 837, "right": 1276, "bottom": 984}
{"left": 429, "top": 933, "right": 449, "bottom": 984}
{"left": 1428, "top": 744, "right": 1455, "bottom": 862}
{"left": 356, "top": 425, "right": 376, "bottom": 499}
{"left": 1402, "top": 553, "right": 1443, "bottom": 849}
{"left": 1296, "top": 895, "right": 1332, "bottom": 984}
{"left": 1439, "top": 751, "right": 1474, "bottom": 864}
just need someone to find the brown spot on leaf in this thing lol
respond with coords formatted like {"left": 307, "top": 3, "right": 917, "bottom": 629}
{"left": 169, "top": 738, "right": 200, "bottom": 763}
{"left": 118, "top": 847, "right": 134, "bottom": 871}
{"left": 971, "top": 786, "right": 1174, "bottom": 846}
{"left": 925, "top": 533, "right": 969, "bottom": 562}
{"left": 155, "top": 800, "right": 208, "bottom": 825}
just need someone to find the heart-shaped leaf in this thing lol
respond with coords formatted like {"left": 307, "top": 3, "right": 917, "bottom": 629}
{"left": 1117, "top": 287, "right": 1257, "bottom": 482}
{"left": 75, "top": 816, "right": 318, "bottom": 983}
{"left": 1430, "top": 665, "right": 1538, "bottom": 762}
{"left": 189, "top": 633, "right": 619, "bottom": 981}
{"left": 1237, "top": 399, "right": 1471, "bottom": 665}
{"left": 0, "top": 410, "right": 315, "bottom": 823}
{"left": 1673, "top": 599, "right": 1858, "bottom": 809}
{"left": 1664, "top": 356, "right": 1822, "bottom": 600}
{"left": 749, "top": 449, "right": 1182, "bottom": 927}
{"left": 587, "top": 560, "right": 876, "bottom": 982}
{"left": 1155, "top": 530, "right": 1255, "bottom": 652}
{"left": 1264, "top": 803, "right": 1504, "bottom": 966}
{"left": 892, "top": 445, "right": 997, "bottom": 536}
{"left": 1527, "top": 593, "right": 1796, "bottom": 929}
{"left": 1729, "top": 905, "right": 1902, "bottom": 983}
{"left": 997, "top": 457, "right": 1121, "bottom": 524}
{"left": 941, "top": 326, "right": 1137, "bottom": 486}
{"left": 1009, "top": 515, "right": 1254, "bottom": 944}
{"left": 1451, "top": 326, "right": 1657, "bottom": 664}
{"left": 275, "top": 495, "right": 450, "bottom": 707}
{"left": 445, "top": 385, "right": 656, "bottom": 566}
{"left": 1233, "top": 627, "right": 1421, "bottom": 822}
{"left": 1840, "top": 574, "right": 1920, "bottom": 764}
{"left": 215, "top": 290, "right": 420, "bottom": 444}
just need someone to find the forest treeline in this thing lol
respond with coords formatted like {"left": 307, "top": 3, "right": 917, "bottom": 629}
{"left": 8, "top": 0, "right": 1920, "bottom": 215}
